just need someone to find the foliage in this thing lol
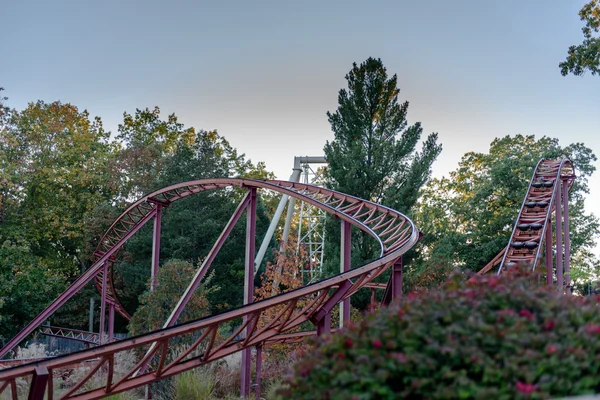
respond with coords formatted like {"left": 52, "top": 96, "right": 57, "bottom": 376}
{"left": 0, "top": 100, "right": 118, "bottom": 274}
{"left": 286, "top": 269, "right": 600, "bottom": 399}
{"left": 255, "top": 238, "right": 311, "bottom": 360}
{"left": 410, "top": 134, "right": 600, "bottom": 290}
{"left": 128, "top": 259, "right": 213, "bottom": 337}
{"left": 113, "top": 125, "right": 274, "bottom": 317}
{"left": 115, "top": 106, "right": 196, "bottom": 199}
{"left": 322, "top": 57, "right": 441, "bottom": 301}
{"left": 324, "top": 57, "right": 442, "bottom": 212}
{"left": 560, "top": 0, "right": 600, "bottom": 76}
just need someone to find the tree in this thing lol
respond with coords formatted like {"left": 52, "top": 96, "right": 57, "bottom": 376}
{"left": 129, "top": 259, "right": 213, "bottom": 337}
{"left": 410, "top": 135, "right": 600, "bottom": 289}
{"left": 325, "top": 58, "right": 442, "bottom": 212}
{"left": 113, "top": 120, "right": 275, "bottom": 317}
{"left": 322, "top": 57, "right": 442, "bottom": 291}
{"left": 0, "top": 101, "right": 119, "bottom": 275}
{"left": 115, "top": 106, "right": 196, "bottom": 200}
{"left": 560, "top": 0, "right": 600, "bottom": 76}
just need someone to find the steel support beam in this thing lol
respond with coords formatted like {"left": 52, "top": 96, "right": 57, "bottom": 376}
{"left": 150, "top": 204, "right": 163, "bottom": 291}
{"left": 545, "top": 215, "right": 553, "bottom": 285}
{"left": 392, "top": 257, "right": 403, "bottom": 300}
{"left": 255, "top": 169, "right": 301, "bottom": 273}
{"left": 108, "top": 303, "right": 115, "bottom": 342}
{"left": 255, "top": 345, "right": 262, "bottom": 400}
{"left": 0, "top": 207, "right": 157, "bottom": 359}
{"left": 339, "top": 220, "right": 351, "bottom": 327}
{"left": 136, "top": 193, "right": 252, "bottom": 373}
{"left": 312, "top": 280, "right": 353, "bottom": 324}
{"left": 100, "top": 260, "right": 108, "bottom": 344}
{"left": 555, "top": 179, "right": 564, "bottom": 291}
{"left": 563, "top": 178, "right": 571, "bottom": 294}
{"left": 164, "top": 193, "right": 251, "bottom": 328}
{"left": 316, "top": 313, "right": 331, "bottom": 336}
{"left": 27, "top": 366, "right": 48, "bottom": 400}
{"left": 241, "top": 188, "right": 257, "bottom": 398}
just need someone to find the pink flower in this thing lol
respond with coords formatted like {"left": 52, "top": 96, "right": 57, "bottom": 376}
{"left": 586, "top": 324, "right": 600, "bottom": 335}
{"left": 547, "top": 345, "right": 557, "bottom": 354}
{"left": 344, "top": 338, "right": 353, "bottom": 348}
{"left": 519, "top": 310, "right": 534, "bottom": 321}
{"left": 391, "top": 352, "right": 407, "bottom": 363}
{"left": 338, "top": 353, "right": 345, "bottom": 359}
{"left": 372, "top": 339, "right": 383, "bottom": 349}
{"left": 516, "top": 381, "right": 538, "bottom": 396}
{"left": 543, "top": 318, "right": 555, "bottom": 331}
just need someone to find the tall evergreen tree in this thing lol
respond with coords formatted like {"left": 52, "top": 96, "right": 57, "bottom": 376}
{"left": 322, "top": 58, "right": 442, "bottom": 307}
{"left": 324, "top": 57, "right": 442, "bottom": 213}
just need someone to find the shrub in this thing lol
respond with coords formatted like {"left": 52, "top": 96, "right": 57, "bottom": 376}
{"left": 285, "top": 269, "right": 600, "bottom": 399}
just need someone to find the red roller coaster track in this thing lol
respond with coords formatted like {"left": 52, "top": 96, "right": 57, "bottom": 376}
{"left": 0, "top": 179, "right": 419, "bottom": 399}
{"left": 0, "top": 157, "right": 576, "bottom": 399}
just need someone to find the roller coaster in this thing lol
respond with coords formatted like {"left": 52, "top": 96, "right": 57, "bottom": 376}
{"left": 0, "top": 157, "right": 575, "bottom": 399}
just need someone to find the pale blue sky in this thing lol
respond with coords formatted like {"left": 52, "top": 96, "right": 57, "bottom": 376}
{"left": 3, "top": 0, "right": 599, "bottom": 243}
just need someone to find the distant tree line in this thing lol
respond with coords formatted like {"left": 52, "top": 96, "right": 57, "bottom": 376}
{"left": 1, "top": 54, "right": 598, "bottom": 346}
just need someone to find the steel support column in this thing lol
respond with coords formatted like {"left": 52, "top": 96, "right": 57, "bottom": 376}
{"left": 316, "top": 312, "right": 331, "bottom": 336}
{"left": 150, "top": 204, "right": 163, "bottom": 291}
{"left": 255, "top": 169, "right": 301, "bottom": 272}
{"left": 255, "top": 345, "right": 262, "bottom": 400}
{"left": 340, "top": 220, "right": 351, "bottom": 327}
{"left": 241, "top": 188, "right": 257, "bottom": 398}
{"left": 108, "top": 303, "right": 115, "bottom": 341}
{"left": 27, "top": 366, "right": 48, "bottom": 400}
{"left": 164, "top": 193, "right": 251, "bottom": 328}
{"left": 99, "top": 260, "right": 108, "bottom": 344}
{"left": 392, "top": 257, "right": 403, "bottom": 300}
{"left": 555, "top": 179, "right": 564, "bottom": 291}
{"left": 0, "top": 207, "right": 157, "bottom": 359}
{"left": 563, "top": 178, "right": 571, "bottom": 294}
{"left": 545, "top": 215, "right": 553, "bottom": 285}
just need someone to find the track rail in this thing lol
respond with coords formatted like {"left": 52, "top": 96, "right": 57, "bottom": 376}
{"left": 475, "top": 157, "right": 575, "bottom": 276}
{"left": 0, "top": 179, "right": 419, "bottom": 399}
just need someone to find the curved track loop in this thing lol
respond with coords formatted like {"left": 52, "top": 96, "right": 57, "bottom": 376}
{"left": 0, "top": 179, "right": 419, "bottom": 399}
{"left": 476, "top": 157, "right": 574, "bottom": 275}
{"left": 94, "top": 179, "right": 418, "bottom": 320}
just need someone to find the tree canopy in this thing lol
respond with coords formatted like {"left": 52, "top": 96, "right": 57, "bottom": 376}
{"left": 324, "top": 57, "right": 442, "bottom": 213}
{"left": 409, "top": 135, "right": 600, "bottom": 291}
{"left": 560, "top": 0, "right": 600, "bottom": 76}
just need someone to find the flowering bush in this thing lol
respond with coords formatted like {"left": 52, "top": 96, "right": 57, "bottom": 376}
{"left": 285, "top": 269, "right": 600, "bottom": 399}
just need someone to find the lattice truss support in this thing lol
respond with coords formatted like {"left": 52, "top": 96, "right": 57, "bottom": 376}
{"left": 477, "top": 157, "right": 576, "bottom": 292}
{"left": 0, "top": 178, "right": 418, "bottom": 399}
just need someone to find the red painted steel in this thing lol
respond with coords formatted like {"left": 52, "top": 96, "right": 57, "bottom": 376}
{"left": 241, "top": 187, "right": 257, "bottom": 397}
{"left": 0, "top": 178, "right": 419, "bottom": 399}
{"left": 0, "top": 208, "right": 157, "bottom": 359}
{"left": 340, "top": 220, "right": 351, "bottom": 326}
{"left": 563, "top": 178, "right": 571, "bottom": 293}
{"left": 37, "top": 327, "right": 104, "bottom": 345}
{"left": 472, "top": 158, "right": 575, "bottom": 281}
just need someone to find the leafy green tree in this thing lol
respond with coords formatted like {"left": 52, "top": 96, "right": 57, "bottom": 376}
{"left": 410, "top": 135, "right": 599, "bottom": 289}
{"left": 325, "top": 57, "right": 442, "bottom": 212}
{"left": 322, "top": 58, "right": 441, "bottom": 299}
{"left": 115, "top": 106, "right": 196, "bottom": 200}
{"left": 0, "top": 100, "right": 120, "bottom": 339}
{"left": 0, "top": 101, "right": 118, "bottom": 274}
{"left": 560, "top": 0, "right": 600, "bottom": 76}
{"left": 113, "top": 122, "right": 274, "bottom": 317}
{"left": 129, "top": 259, "right": 213, "bottom": 336}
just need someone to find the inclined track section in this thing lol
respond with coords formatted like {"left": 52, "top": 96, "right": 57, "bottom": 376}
{"left": 496, "top": 157, "right": 574, "bottom": 273}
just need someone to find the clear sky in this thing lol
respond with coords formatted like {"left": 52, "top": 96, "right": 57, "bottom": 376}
{"left": 3, "top": 0, "right": 599, "bottom": 243}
